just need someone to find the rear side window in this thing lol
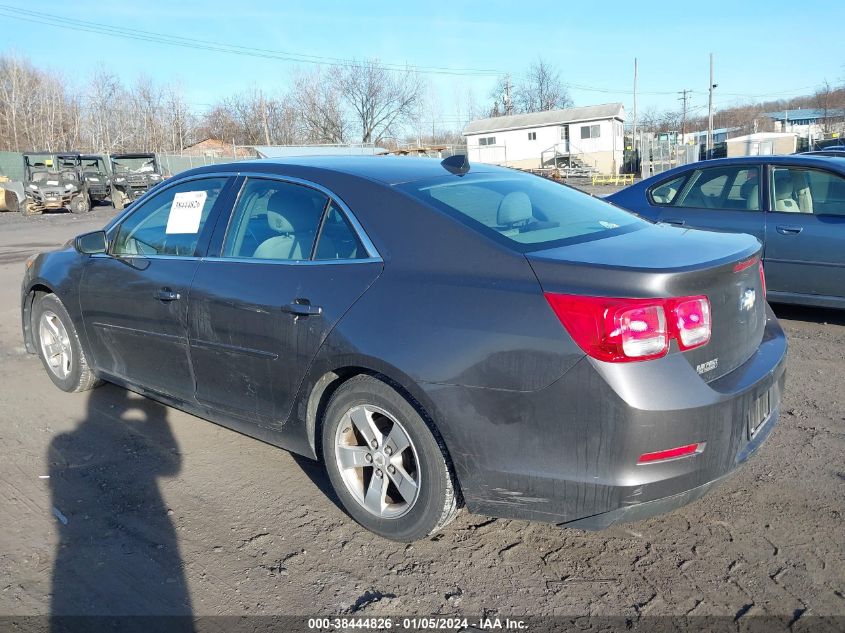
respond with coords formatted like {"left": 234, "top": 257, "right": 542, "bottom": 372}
{"left": 223, "top": 178, "right": 328, "bottom": 261}
{"left": 397, "top": 172, "right": 644, "bottom": 250}
{"left": 112, "top": 177, "right": 228, "bottom": 257}
{"left": 771, "top": 167, "right": 845, "bottom": 216}
{"left": 671, "top": 166, "right": 760, "bottom": 211}
{"left": 314, "top": 202, "right": 367, "bottom": 260}
{"left": 649, "top": 175, "right": 686, "bottom": 205}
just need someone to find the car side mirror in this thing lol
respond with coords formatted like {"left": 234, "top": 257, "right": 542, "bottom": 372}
{"left": 75, "top": 230, "right": 108, "bottom": 255}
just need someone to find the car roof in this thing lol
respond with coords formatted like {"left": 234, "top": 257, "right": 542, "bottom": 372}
{"left": 193, "top": 155, "right": 503, "bottom": 186}
{"left": 110, "top": 153, "right": 155, "bottom": 159}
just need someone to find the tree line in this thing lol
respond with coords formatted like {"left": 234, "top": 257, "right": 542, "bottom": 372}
{"left": 637, "top": 81, "right": 845, "bottom": 138}
{"left": 2, "top": 50, "right": 842, "bottom": 156}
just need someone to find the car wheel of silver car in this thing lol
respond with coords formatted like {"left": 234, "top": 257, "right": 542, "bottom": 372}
{"left": 33, "top": 293, "right": 100, "bottom": 393}
{"left": 322, "top": 375, "right": 461, "bottom": 541}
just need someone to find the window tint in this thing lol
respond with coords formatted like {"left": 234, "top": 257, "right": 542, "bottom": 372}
{"left": 673, "top": 166, "right": 760, "bottom": 211}
{"left": 398, "top": 173, "right": 643, "bottom": 250}
{"left": 223, "top": 178, "right": 327, "bottom": 261}
{"left": 314, "top": 202, "right": 367, "bottom": 260}
{"left": 649, "top": 175, "right": 686, "bottom": 205}
{"left": 771, "top": 167, "right": 845, "bottom": 216}
{"left": 113, "top": 177, "right": 228, "bottom": 256}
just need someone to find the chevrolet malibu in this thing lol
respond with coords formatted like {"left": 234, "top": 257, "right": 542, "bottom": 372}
{"left": 21, "top": 156, "right": 787, "bottom": 541}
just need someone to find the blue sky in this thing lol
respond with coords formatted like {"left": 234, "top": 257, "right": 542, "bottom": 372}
{"left": 2, "top": 0, "right": 843, "bottom": 129}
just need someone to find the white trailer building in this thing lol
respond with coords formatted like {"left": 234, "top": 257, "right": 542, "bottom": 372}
{"left": 463, "top": 103, "right": 626, "bottom": 174}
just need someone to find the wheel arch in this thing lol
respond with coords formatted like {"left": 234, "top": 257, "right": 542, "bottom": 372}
{"left": 303, "top": 361, "right": 459, "bottom": 479}
{"left": 22, "top": 281, "right": 56, "bottom": 353}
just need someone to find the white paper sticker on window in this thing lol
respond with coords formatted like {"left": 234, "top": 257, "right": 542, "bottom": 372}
{"left": 165, "top": 191, "right": 207, "bottom": 234}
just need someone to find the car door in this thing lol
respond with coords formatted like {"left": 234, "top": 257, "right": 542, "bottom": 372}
{"left": 187, "top": 176, "right": 383, "bottom": 428}
{"left": 649, "top": 164, "right": 765, "bottom": 242}
{"left": 78, "top": 176, "right": 234, "bottom": 400}
{"left": 763, "top": 164, "right": 845, "bottom": 300}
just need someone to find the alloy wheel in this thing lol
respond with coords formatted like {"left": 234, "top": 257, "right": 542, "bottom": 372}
{"left": 39, "top": 310, "right": 72, "bottom": 379}
{"left": 334, "top": 404, "right": 421, "bottom": 518}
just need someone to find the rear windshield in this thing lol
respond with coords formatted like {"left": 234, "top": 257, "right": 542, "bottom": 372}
{"left": 397, "top": 172, "right": 644, "bottom": 251}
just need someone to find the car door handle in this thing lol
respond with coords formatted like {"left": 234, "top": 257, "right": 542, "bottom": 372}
{"left": 153, "top": 288, "right": 181, "bottom": 301}
{"left": 776, "top": 225, "right": 803, "bottom": 235}
{"left": 281, "top": 300, "right": 323, "bottom": 316}
{"left": 663, "top": 217, "right": 686, "bottom": 226}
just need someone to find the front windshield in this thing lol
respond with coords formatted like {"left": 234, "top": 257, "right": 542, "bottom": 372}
{"left": 112, "top": 157, "right": 157, "bottom": 173}
{"left": 82, "top": 159, "right": 106, "bottom": 174}
{"left": 397, "top": 172, "right": 644, "bottom": 250}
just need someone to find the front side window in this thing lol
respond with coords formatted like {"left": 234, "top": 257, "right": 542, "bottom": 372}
{"left": 771, "top": 167, "right": 845, "bottom": 215}
{"left": 223, "top": 178, "right": 328, "bottom": 261}
{"left": 112, "top": 177, "right": 228, "bottom": 256}
{"left": 672, "top": 166, "right": 760, "bottom": 211}
{"left": 398, "top": 172, "right": 644, "bottom": 251}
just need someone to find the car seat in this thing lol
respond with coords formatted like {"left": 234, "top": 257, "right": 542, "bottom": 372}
{"left": 253, "top": 190, "right": 320, "bottom": 260}
{"left": 791, "top": 171, "right": 813, "bottom": 213}
{"left": 497, "top": 192, "right": 532, "bottom": 234}
{"left": 773, "top": 172, "right": 799, "bottom": 212}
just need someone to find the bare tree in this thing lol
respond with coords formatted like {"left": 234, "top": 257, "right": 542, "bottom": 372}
{"left": 291, "top": 68, "right": 347, "bottom": 144}
{"left": 333, "top": 60, "right": 423, "bottom": 144}
{"left": 814, "top": 81, "right": 835, "bottom": 135}
{"left": 515, "top": 59, "right": 572, "bottom": 113}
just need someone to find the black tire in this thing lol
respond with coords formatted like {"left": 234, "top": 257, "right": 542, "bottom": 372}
{"left": 4, "top": 190, "right": 20, "bottom": 213}
{"left": 21, "top": 200, "right": 41, "bottom": 216}
{"left": 70, "top": 194, "right": 90, "bottom": 214}
{"left": 32, "top": 293, "right": 101, "bottom": 393}
{"left": 321, "top": 375, "right": 461, "bottom": 541}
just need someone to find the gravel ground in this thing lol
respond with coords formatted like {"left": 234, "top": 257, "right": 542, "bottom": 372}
{"left": 0, "top": 204, "right": 842, "bottom": 627}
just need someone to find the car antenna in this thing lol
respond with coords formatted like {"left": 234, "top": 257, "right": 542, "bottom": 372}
{"left": 441, "top": 154, "right": 470, "bottom": 175}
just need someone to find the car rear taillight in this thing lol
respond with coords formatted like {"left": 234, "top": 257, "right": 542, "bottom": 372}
{"left": 544, "top": 293, "right": 712, "bottom": 363}
{"left": 759, "top": 262, "right": 766, "bottom": 298}
{"left": 673, "top": 297, "right": 711, "bottom": 349}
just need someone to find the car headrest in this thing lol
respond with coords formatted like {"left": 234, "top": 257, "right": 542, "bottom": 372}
{"left": 774, "top": 172, "right": 794, "bottom": 200}
{"left": 497, "top": 191, "right": 533, "bottom": 226}
{"left": 266, "top": 190, "right": 320, "bottom": 234}
{"left": 791, "top": 171, "right": 809, "bottom": 190}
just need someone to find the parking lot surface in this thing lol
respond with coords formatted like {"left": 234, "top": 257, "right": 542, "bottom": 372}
{"left": 0, "top": 205, "right": 842, "bottom": 621}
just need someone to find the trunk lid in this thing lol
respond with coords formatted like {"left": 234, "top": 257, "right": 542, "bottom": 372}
{"left": 526, "top": 224, "right": 766, "bottom": 381}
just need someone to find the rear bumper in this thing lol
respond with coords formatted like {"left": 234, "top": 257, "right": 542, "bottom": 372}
{"left": 424, "top": 305, "right": 787, "bottom": 527}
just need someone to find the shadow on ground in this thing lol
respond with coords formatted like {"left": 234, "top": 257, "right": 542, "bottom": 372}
{"left": 48, "top": 384, "right": 193, "bottom": 631}
{"left": 771, "top": 302, "right": 845, "bottom": 326}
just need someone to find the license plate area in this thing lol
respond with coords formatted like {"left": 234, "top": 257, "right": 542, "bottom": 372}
{"left": 748, "top": 388, "right": 773, "bottom": 439}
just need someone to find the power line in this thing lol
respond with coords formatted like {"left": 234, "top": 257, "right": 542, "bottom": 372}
{"left": 0, "top": 5, "right": 507, "bottom": 78}
{"left": 0, "top": 5, "right": 833, "bottom": 104}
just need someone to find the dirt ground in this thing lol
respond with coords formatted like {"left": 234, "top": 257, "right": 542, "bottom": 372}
{"left": 0, "top": 203, "right": 842, "bottom": 626}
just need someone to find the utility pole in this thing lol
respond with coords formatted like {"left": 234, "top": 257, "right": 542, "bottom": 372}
{"left": 678, "top": 89, "right": 692, "bottom": 141}
{"left": 706, "top": 53, "right": 717, "bottom": 158}
{"left": 260, "top": 92, "right": 271, "bottom": 146}
{"left": 632, "top": 57, "right": 638, "bottom": 159}
{"left": 503, "top": 74, "right": 513, "bottom": 116}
